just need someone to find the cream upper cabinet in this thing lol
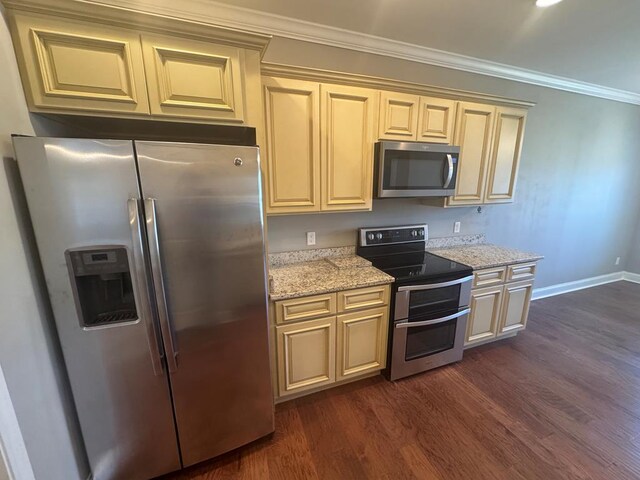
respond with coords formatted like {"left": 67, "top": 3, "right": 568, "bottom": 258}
{"left": 337, "top": 307, "right": 388, "bottom": 381}
{"left": 378, "top": 93, "right": 456, "bottom": 144}
{"left": 498, "top": 280, "right": 534, "bottom": 336}
{"left": 378, "top": 91, "right": 420, "bottom": 140}
{"left": 276, "top": 317, "right": 336, "bottom": 397}
{"left": 416, "top": 97, "right": 457, "bottom": 144}
{"left": 321, "top": 84, "right": 377, "bottom": 211}
{"left": 141, "top": 34, "right": 245, "bottom": 122}
{"left": 484, "top": 107, "right": 527, "bottom": 204}
{"left": 262, "top": 77, "right": 321, "bottom": 213}
{"left": 466, "top": 285, "right": 503, "bottom": 346}
{"left": 9, "top": 11, "right": 150, "bottom": 115}
{"left": 447, "top": 102, "right": 496, "bottom": 206}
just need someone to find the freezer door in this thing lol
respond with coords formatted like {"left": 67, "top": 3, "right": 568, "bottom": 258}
{"left": 135, "top": 141, "right": 274, "bottom": 466}
{"left": 13, "top": 138, "right": 181, "bottom": 480}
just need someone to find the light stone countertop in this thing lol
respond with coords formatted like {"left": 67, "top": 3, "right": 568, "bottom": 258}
{"left": 429, "top": 244, "right": 543, "bottom": 270}
{"left": 269, "top": 256, "right": 393, "bottom": 301}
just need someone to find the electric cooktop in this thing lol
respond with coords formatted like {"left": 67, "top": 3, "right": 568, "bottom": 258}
{"left": 356, "top": 224, "right": 472, "bottom": 284}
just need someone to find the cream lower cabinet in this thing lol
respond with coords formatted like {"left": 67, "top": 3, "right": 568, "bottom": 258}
{"left": 273, "top": 285, "right": 390, "bottom": 400}
{"left": 337, "top": 307, "right": 388, "bottom": 381}
{"left": 276, "top": 317, "right": 336, "bottom": 397}
{"left": 466, "top": 285, "right": 503, "bottom": 345}
{"left": 465, "top": 264, "right": 536, "bottom": 347}
{"left": 498, "top": 280, "right": 534, "bottom": 336}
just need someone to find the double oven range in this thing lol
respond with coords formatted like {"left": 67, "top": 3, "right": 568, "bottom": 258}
{"left": 357, "top": 225, "right": 473, "bottom": 381}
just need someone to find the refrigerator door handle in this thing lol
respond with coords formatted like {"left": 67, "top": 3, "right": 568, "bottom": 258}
{"left": 144, "top": 198, "right": 179, "bottom": 373}
{"left": 127, "top": 198, "right": 164, "bottom": 376}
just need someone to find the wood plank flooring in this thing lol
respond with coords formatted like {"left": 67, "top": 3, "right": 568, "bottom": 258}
{"left": 162, "top": 281, "right": 640, "bottom": 480}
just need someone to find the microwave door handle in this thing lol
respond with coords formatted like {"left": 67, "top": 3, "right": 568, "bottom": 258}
{"left": 443, "top": 154, "right": 454, "bottom": 188}
{"left": 395, "top": 308, "right": 470, "bottom": 329}
{"left": 397, "top": 275, "right": 474, "bottom": 292}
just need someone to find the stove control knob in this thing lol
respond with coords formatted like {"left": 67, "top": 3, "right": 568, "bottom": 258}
{"left": 411, "top": 230, "right": 418, "bottom": 237}
{"left": 376, "top": 233, "right": 383, "bottom": 240}
{"left": 367, "top": 233, "right": 375, "bottom": 241}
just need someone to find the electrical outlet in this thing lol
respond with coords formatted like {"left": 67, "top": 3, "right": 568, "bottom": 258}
{"left": 454, "top": 221, "right": 461, "bottom": 234}
{"left": 615, "top": 257, "right": 621, "bottom": 265}
{"left": 306, "top": 231, "right": 316, "bottom": 246}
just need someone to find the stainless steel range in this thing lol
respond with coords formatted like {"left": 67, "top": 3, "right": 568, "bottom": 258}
{"left": 357, "top": 225, "right": 473, "bottom": 381}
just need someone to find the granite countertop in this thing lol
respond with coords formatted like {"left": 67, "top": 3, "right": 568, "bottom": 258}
{"left": 429, "top": 244, "right": 543, "bottom": 270}
{"left": 269, "top": 255, "right": 393, "bottom": 301}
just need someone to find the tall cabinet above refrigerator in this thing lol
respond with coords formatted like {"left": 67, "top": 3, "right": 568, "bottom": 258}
{"left": 13, "top": 136, "right": 274, "bottom": 480}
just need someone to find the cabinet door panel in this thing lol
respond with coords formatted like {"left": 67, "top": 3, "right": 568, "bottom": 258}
{"left": 417, "top": 97, "right": 456, "bottom": 144}
{"left": 11, "top": 12, "right": 149, "bottom": 114}
{"left": 276, "top": 317, "right": 336, "bottom": 397}
{"left": 466, "top": 286, "right": 503, "bottom": 346}
{"left": 263, "top": 77, "right": 320, "bottom": 213}
{"left": 498, "top": 280, "right": 533, "bottom": 336}
{"left": 337, "top": 307, "right": 388, "bottom": 380}
{"left": 485, "top": 107, "right": 527, "bottom": 203}
{"left": 321, "top": 85, "right": 377, "bottom": 211}
{"left": 378, "top": 91, "right": 419, "bottom": 140}
{"left": 141, "top": 34, "right": 245, "bottom": 121}
{"left": 447, "top": 102, "right": 495, "bottom": 206}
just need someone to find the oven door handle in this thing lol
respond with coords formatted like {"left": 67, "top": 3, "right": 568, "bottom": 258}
{"left": 443, "top": 154, "right": 454, "bottom": 188}
{"left": 395, "top": 308, "right": 470, "bottom": 329}
{"left": 397, "top": 275, "right": 473, "bottom": 292}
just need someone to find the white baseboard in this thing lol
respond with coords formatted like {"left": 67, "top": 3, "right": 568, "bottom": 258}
{"left": 531, "top": 271, "right": 640, "bottom": 300}
{"left": 624, "top": 271, "right": 640, "bottom": 284}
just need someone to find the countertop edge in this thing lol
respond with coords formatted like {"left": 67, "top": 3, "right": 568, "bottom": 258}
{"left": 269, "top": 277, "right": 394, "bottom": 301}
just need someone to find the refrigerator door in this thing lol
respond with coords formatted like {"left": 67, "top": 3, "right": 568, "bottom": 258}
{"left": 135, "top": 141, "right": 274, "bottom": 466}
{"left": 13, "top": 138, "right": 181, "bottom": 480}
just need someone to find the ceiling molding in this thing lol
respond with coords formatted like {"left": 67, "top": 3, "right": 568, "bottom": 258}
{"left": 91, "top": 0, "right": 640, "bottom": 106}
{"left": 262, "top": 63, "right": 536, "bottom": 109}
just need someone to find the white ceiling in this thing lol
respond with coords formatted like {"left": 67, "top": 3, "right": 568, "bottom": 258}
{"left": 209, "top": 0, "right": 640, "bottom": 96}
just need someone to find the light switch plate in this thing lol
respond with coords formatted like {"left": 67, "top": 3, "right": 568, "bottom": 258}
{"left": 454, "top": 221, "right": 461, "bottom": 233}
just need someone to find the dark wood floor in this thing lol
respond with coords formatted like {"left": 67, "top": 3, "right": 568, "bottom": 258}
{"left": 164, "top": 281, "right": 640, "bottom": 480}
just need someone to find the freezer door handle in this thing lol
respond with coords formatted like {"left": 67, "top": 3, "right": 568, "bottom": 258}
{"left": 145, "top": 198, "right": 179, "bottom": 373}
{"left": 127, "top": 198, "right": 164, "bottom": 376}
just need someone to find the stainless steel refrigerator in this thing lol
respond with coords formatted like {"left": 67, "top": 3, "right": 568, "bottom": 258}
{"left": 13, "top": 137, "right": 274, "bottom": 480}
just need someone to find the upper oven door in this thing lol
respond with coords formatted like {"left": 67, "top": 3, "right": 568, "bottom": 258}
{"left": 375, "top": 141, "right": 460, "bottom": 198}
{"left": 394, "top": 274, "right": 473, "bottom": 321}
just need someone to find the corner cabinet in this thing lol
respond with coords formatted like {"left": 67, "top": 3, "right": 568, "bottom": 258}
{"left": 447, "top": 103, "right": 527, "bottom": 207}
{"left": 262, "top": 76, "right": 376, "bottom": 214}
{"left": 271, "top": 285, "right": 390, "bottom": 401}
{"left": 6, "top": 7, "right": 268, "bottom": 126}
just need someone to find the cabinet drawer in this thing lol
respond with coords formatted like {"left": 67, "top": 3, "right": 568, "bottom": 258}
{"left": 338, "top": 285, "right": 390, "bottom": 313}
{"left": 275, "top": 293, "right": 337, "bottom": 324}
{"left": 473, "top": 267, "right": 507, "bottom": 288}
{"left": 507, "top": 262, "right": 537, "bottom": 282}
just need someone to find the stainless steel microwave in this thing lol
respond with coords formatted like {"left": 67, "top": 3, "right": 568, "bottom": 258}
{"left": 374, "top": 141, "right": 461, "bottom": 198}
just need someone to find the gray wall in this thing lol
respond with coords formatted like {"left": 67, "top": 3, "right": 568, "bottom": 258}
{"left": 262, "top": 37, "right": 640, "bottom": 289}
{"left": 0, "top": 7, "right": 88, "bottom": 480}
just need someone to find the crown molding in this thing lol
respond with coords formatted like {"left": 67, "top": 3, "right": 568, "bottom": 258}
{"left": 262, "top": 62, "right": 536, "bottom": 109}
{"left": 84, "top": 0, "right": 640, "bottom": 106}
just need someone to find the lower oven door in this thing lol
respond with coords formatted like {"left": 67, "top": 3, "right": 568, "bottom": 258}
{"left": 389, "top": 308, "right": 469, "bottom": 381}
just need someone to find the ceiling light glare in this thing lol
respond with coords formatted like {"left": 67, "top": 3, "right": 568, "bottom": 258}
{"left": 536, "top": 0, "right": 563, "bottom": 7}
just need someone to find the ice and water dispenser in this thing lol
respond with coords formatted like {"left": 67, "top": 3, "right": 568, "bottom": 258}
{"left": 66, "top": 247, "right": 138, "bottom": 327}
